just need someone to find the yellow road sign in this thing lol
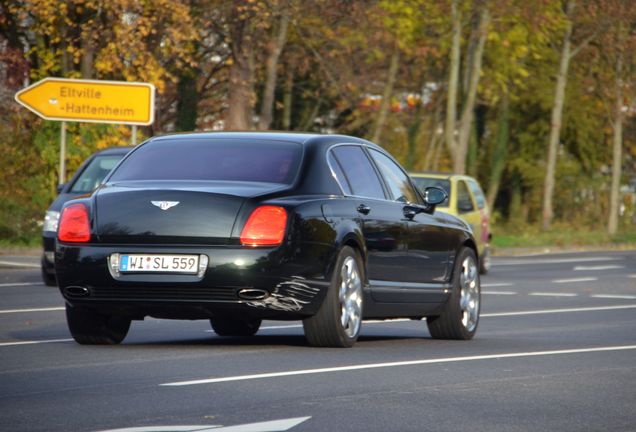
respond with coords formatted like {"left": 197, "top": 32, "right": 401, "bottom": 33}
{"left": 15, "top": 77, "right": 155, "bottom": 125}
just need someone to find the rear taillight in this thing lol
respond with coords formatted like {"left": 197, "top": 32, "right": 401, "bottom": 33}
{"left": 58, "top": 203, "right": 91, "bottom": 243}
{"left": 240, "top": 206, "right": 287, "bottom": 246}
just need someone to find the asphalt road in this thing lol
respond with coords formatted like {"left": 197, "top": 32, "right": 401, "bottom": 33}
{"left": 1, "top": 250, "right": 635, "bottom": 432}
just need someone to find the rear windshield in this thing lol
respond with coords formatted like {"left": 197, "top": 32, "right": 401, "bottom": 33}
{"left": 411, "top": 177, "right": 450, "bottom": 207}
{"left": 70, "top": 154, "right": 126, "bottom": 193}
{"left": 109, "top": 139, "right": 303, "bottom": 185}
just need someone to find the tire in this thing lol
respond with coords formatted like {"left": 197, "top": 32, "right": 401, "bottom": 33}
{"left": 66, "top": 304, "right": 130, "bottom": 345}
{"left": 210, "top": 316, "right": 261, "bottom": 337}
{"left": 427, "top": 247, "right": 480, "bottom": 340}
{"left": 479, "top": 246, "right": 491, "bottom": 275}
{"left": 303, "top": 246, "right": 364, "bottom": 348}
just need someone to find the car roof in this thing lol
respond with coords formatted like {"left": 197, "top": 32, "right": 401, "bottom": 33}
{"left": 410, "top": 171, "right": 479, "bottom": 182}
{"left": 93, "top": 146, "right": 134, "bottom": 155}
{"left": 149, "top": 131, "right": 375, "bottom": 148}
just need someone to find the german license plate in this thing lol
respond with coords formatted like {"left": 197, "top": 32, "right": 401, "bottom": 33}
{"left": 119, "top": 254, "right": 199, "bottom": 274}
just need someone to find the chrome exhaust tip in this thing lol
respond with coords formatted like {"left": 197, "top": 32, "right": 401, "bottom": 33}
{"left": 237, "top": 288, "right": 269, "bottom": 301}
{"left": 64, "top": 286, "right": 90, "bottom": 298}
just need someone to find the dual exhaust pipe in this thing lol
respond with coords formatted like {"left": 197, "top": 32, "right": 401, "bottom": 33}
{"left": 237, "top": 288, "right": 269, "bottom": 301}
{"left": 64, "top": 286, "right": 270, "bottom": 301}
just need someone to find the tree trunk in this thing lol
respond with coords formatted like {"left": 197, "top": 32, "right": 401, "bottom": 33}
{"left": 175, "top": 70, "right": 199, "bottom": 132}
{"left": 372, "top": 50, "right": 400, "bottom": 143}
{"left": 542, "top": 0, "right": 575, "bottom": 231}
{"left": 486, "top": 91, "right": 510, "bottom": 210}
{"left": 444, "top": 0, "right": 461, "bottom": 160}
{"left": 454, "top": 7, "right": 489, "bottom": 174}
{"left": 225, "top": 2, "right": 257, "bottom": 130}
{"left": 258, "top": 11, "right": 290, "bottom": 130}
{"left": 225, "top": 52, "right": 253, "bottom": 130}
{"left": 467, "top": 120, "right": 478, "bottom": 177}
{"left": 80, "top": 34, "right": 94, "bottom": 79}
{"left": 406, "top": 109, "right": 422, "bottom": 170}
{"left": 608, "top": 53, "right": 624, "bottom": 235}
{"left": 424, "top": 97, "right": 443, "bottom": 170}
{"left": 282, "top": 70, "right": 293, "bottom": 130}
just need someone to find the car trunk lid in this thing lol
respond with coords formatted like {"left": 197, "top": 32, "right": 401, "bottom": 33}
{"left": 94, "top": 181, "right": 287, "bottom": 244}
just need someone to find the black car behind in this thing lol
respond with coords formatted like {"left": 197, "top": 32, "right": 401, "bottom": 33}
{"left": 41, "top": 146, "right": 132, "bottom": 285}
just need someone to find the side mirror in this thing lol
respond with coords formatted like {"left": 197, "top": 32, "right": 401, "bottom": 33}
{"left": 56, "top": 183, "right": 67, "bottom": 194}
{"left": 423, "top": 187, "right": 447, "bottom": 206}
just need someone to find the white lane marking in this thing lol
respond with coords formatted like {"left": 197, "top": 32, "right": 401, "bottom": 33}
{"left": 591, "top": 294, "right": 636, "bottom": 300}
{"left": 529, "top": 292, "right": 578, "bottom": 297}
{"left": 494, "top": 256, "right": 620, "bottom": 266}
{"left": 95, "top": 417, "right": 312, "bottom": 432}
{"left": 258, "top": 324, "right": 303, "bottom": 330}
{"left": 7, "top": 305, "right": 636, "bottom": 349}
{"left": 574, "top": 265, "right": 624, "bottom": 271}
{"left": 481, "top": 304, "right": 636, "bottom": 317}
{"left": 552, "top": 277, "right": 598, "bottom": 284}
{"left": 482, "top": 291, "right": 517, "bottom": 295}
{"left": 234, "top": 319, "right": 414, "bottom": 332}
{"left": 0, "top": 307, "right": 65, "bottom": 314}
{"left": 0, "top": 282, "right": 44, "bottom": 287}
{"left": 0, "top": 338, "right": 73, "bottom": 347}
{"left": 95, "top": 427, "right": 221, "bottom": 432}
{"left": 160, "top": 345, "right": 636, "bottom": 386}
{"left": 628, "top": 275, "right": 636, "bottom": 279}
{"left": 481, "top": 282, "right": 514, "bottom": 288}
{"left": 0, "top": 260, "right": 40, "bottom": 268}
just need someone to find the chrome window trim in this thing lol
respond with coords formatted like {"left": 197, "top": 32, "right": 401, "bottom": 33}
{"left": 326, "top": 142, "right": 421, "bottom": 205}
{"left": 365, "top": 147, "right": 423, "bottom": 205}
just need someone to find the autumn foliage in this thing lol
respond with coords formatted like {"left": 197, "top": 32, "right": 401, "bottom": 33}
{"left": 0, "top": 0, "right": 635, "bottom": 241}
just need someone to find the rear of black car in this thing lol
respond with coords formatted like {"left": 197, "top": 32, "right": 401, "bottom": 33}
{"left": 54, "top": 136, "right": 331, "bottom": 325}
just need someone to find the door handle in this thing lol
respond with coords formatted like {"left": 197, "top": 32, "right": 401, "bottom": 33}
{"left": 403, "top": 205, "right": 419, "bottom": 219}
{"left": 357, "top": 204, "right": 371, "bottom": 215}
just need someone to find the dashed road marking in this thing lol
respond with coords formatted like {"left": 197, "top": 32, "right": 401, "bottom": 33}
{"left": 482, "top": 291, "right": 517, "bottom": 295}
{"left": 0, "top": 260, "right": 40, "bottom": 268}
{"left": 95, "top": 417, "right": 312, "bottom": 432}
{"left": 529, "top": 292, "right": 578, "bottom": 297}
{"left": 4, "top": 305, "right": 636, "bottom": 349}
{"left": 574, "top": 265, "right": 624, "bottom": 271}
{"left": 0, "top": 282, "right": 43, "bottom": 288}
{"left": 160, "top": 345, "right": 636, "bottom": 386}
{"left": 590, "top": 294, "right": 636, "bottom": 300}
{"left": 481, "top": 304, "right": 636, "bottom": 317}
{"left": 0, "top": 306, "right": 65, "bottom": 314}
{"left": 0, "top": 338, "right": 73, "bottom": 347}
{"left": 552, "top": 277, "right": 598, "bottom": 284}
{"left": 494, "top": 256, "right": 620, "bottom": 266}
{"left": 481, "top": 282, "right": 514, "bottom": 288}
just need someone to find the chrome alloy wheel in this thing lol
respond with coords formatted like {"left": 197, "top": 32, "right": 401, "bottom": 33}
{"left": 338, "top": 256, "right": 363, "bottom": 338}
{"left": 459, "top": 256, "right": 480, "bottom": 332}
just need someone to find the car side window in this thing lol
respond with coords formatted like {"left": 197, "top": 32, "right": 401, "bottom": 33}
{"left": 368, "top": 149, "right": 420, "bottom": 204}
{"left": 457, "top": 181, "right": 475, "bottom": 213}
{"left": 70, "top": 155, "right": 123, "bottom": 193}
{"left": 327, "top": 151, "right": 353, "bottom": 195}
{"left": 330, "top": 146, "right": 386, "bottom": 200}
{"left": 467, "top": 179, "right": 486, "bottom": 210}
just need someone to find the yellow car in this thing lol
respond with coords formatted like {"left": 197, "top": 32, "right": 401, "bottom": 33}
{"left": 410, "top": 172, "right": 492, "bottom": 274}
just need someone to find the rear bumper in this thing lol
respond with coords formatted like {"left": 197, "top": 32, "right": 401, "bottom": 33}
{"left": 55, "top": 243, "right": 331, "bottom": 320}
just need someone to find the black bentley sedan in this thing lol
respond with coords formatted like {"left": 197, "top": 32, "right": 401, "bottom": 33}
{"left": 55, "top": 132, "right": 481, "bottom": 347}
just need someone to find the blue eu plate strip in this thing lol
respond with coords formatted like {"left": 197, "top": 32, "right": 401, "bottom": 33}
{"left": 120, "top": 255, "right": 129, "bottom": 271}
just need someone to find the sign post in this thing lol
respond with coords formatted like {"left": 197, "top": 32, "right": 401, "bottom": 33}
{"left": 15, "top": 77, "right": 155, "bottom": 184}
{"left": 59, "top": 122, "right": 66, "bottom": 185}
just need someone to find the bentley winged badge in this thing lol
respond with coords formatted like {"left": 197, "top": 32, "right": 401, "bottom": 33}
{"left": 151, "top": 201, "right": 180, "bottom": 211}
